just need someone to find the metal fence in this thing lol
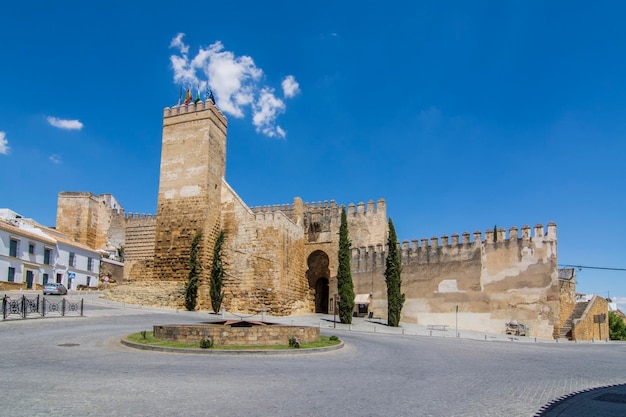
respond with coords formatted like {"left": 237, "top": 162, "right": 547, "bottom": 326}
{"left": 2, "top": 295, "right": 83, "bottom": 320}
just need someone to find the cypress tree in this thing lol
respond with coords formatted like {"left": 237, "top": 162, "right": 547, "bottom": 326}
{"left": 210, "top": 230, "right": 225, "bottom": 313}
{"left": 385, "top": 218, "right": 405, "bottom": 327}
{"left": 337, "top": 206, "right": 355, "bottom": 324}
{"left": 184, "top": 231, "right": 202, "bottom": 311}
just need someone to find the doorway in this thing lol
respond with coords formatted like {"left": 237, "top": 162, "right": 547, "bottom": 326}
{"left": 307, "top": 250, "right": 330, "bottom": 314}
{"left": 26, "top": 270, "right": 34, "bottom": 289}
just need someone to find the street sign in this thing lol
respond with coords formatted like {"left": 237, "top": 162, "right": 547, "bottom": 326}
{"left": 68, "top": 272, "right": 76, "bottom": 279}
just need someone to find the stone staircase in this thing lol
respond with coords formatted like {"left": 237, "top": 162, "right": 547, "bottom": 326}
{"left": 559, "top": 301, "right": 589, "bottom": 340}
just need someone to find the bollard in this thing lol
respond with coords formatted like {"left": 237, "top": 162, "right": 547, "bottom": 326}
{"left": 430, "top": 330, "right": 432, "bottom": 337}
{"left": 534, "top": 337, "right": 537, "bottom": 343}
{"left": 484, "top": 335, "right": 487, "bottom": 340}
{"left": 402, "top": 328, "right": 405, "bottom": 335}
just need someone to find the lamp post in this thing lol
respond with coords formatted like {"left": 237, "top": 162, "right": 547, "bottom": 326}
{"left": 456, "top": 305, "right": 458, "bottom": 338}
{"left": 333, "top": 294, "right": 340, "bottom": 328}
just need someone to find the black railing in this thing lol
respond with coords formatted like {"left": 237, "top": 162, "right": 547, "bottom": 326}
{"left": 2, "top": 295, "right": 83, "bottom": 320}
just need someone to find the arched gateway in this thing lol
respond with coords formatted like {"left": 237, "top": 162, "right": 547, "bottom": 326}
{"left": 307, "top": 250, "right": 330, "bottom": 313}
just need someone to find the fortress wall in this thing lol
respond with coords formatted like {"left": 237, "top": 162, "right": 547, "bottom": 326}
{"left": 56, "top": 192, "right": 100, "bottom": 248}
{"left": 108, "top": 209, "right": 126, "bottom": 253}
{"left": 219, "top": 182, "right": 309, "bottom": 315}
{"left": 251, "top": 198, "right": 387, "bottom": 250}
{"left": 346, "top": 199, "right": 388, "bottom": 249}
{"left": 351, "top": 223, "right": 559, "bottom": 338}
{"left": 124, "top": 214, "right": 157, "bottom": 280}
{"left": 56, "top": 192, "right": 125, "bottom": 251}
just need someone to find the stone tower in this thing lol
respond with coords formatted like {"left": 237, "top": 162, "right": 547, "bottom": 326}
{"left": 56, "top": 192, "right": 123, "bottom": 251}
{"left": 152, "top": 100, "right": 227, "bottom": 281}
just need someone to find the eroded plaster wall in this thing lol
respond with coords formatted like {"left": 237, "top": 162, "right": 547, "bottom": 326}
{"left": 352, "top": 223, "right": 559, "bottom": 338}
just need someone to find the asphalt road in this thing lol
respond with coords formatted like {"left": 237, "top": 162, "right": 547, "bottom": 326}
{"left": 2, "top": 295, "right": 626, "bottom": 417}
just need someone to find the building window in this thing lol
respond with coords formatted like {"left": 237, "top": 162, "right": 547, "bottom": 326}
{"left": 87, "top": 276, "right": 91, "bottom": 287}
{"left": 28, "top": 243, "right": 35, "bottom": 254}
{"left": 43, "top": 273, "right": 49, "bottom": 285}
{"left": 44, "top": 248, "right": 52, "bottom": 265}
{"left": 9, "top": 239, "right": 19, "bottom": 257}
{"left": 8, "top": 267, "right": 15, "bottom": 282}
{"left": 69, "top": 252, "right": 76, "bottom": 267}
{"left": 87, "top": 257, "right": 93, "bottom": 271}
{"left": 56, "top": 273, "right": 62, "bottom": 284}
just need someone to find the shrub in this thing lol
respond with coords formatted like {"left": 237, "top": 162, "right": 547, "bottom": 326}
{"left": 288, "top": 336, "right": 301, "bottom": 348}
{"left": 140, "top": 330, "right": 148, "bottom": 339}
{"left": 199, "top": 337, "right": 214, "bottom": 349}
{"left": 329, "top": 335, "right": 339, "bottom": 341}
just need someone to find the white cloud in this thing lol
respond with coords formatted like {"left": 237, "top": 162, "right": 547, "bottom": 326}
{"left": 169, "top": 33, "right": 189, "bottom": 55}
{"left": 281, "top": 75, "right": 300, "bottom": 98}
{"left": 49, "top": 154, "right": 62, "bottom": 164}
{"left": 47, "top": 117, "right": 83, "bottom": 130}
{"left": 252, "top": 88, "right": 286, "bottom": 138}
{"left": 169, "top": 34, "right": 295, "bottom": 138}
{"left": 0, "top": 131, "right": 9, "bottom": 155}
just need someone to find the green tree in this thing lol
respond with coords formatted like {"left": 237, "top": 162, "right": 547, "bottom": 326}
{"left": 385, "top": 218, "right": 405, "bottom": 327}
{"left": 184, "top": 232, "right": 202, "bottom": 311}
{"left": 210, "top": 230, "right": 225, "bottom": 313}
{"left": 337, "top": 207, "right": 355, "bottom": 324}
{"left": 609, "top": 311, "right": 626, "bottom": 340}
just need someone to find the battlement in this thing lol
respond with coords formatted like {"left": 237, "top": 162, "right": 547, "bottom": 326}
{"left": 400, "top": 222, "right": 557, "bottom": 251}
{"left": 249, "top": 198, "right": 386, "bottom": 217}
{"left": 250, "top": 203, "right": 297, "bottom": 214}
{"left": 351, "top": 222, "right": 557, "bottom": 271}
{"left": 346, "top": 199, "right": 386, "bottom": 216}
{"left": 125, "top": 213, "right": 156, "bottom": 220}
{"left": 162, "top": 99, "right": 227, "bottom": 131}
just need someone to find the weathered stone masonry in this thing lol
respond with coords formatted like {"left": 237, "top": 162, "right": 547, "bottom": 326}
{"left": 55, "top": 99, "right": 567, "bottom": 338}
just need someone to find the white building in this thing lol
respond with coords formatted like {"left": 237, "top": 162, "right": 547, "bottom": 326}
{"left": 0, "top": 209, "right": 100, "bottom": 290}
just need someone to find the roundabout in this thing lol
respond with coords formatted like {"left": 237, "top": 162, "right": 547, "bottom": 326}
{"left": 2, "top": 294, "right": 626, "bottom": 417}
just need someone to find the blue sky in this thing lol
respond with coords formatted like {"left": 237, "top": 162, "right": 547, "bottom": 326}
{"left": 1, "top": 2, "right": 624, "bottom": 305}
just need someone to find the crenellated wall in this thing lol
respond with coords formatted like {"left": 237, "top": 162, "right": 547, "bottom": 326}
{"left": 351, "top": 222, "right": 559, "bottom": 338}
{"left": 250, "top": 198, "right": 387, "bottom": 311}
{"left": 56, "top": 100, "right": 565, "bottom": 335}
{"left": 220, "top": 181, "right": 309, "bottom": 315}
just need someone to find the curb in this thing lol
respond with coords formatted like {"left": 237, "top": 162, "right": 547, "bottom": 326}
{"left": 120, "top": 338, "right": 344, "bottom": 355}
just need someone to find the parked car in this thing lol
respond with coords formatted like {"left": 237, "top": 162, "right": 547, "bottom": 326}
{"left": 505, "top": 320, "right": 529, "bottom": 336}
{"left": 43, "top": 283, "right": 68, "bottom": 295}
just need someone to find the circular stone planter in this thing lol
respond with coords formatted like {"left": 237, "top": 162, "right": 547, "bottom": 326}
{"left": 153, "top": 319, "right": 320, "bottom": 347}
{"left": 120, "top": 337, "right": 344, "bottom": 355}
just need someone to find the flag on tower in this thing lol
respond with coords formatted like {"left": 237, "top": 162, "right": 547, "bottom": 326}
{"left": 194, "top": 86, "right": 201, "bottom": 104}
{"left": 177, "top": 86, "right": 182, "bottom": 107}
{"left": 183, "top": 88, "right": 192, "bottom": 105}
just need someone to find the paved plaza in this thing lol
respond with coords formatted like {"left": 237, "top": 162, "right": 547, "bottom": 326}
{"left": 2, "top": 291, "right": 626, "bottom": 416}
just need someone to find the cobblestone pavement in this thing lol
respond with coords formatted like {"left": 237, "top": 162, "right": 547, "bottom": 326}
{"left": 2, "top": 291, "right": 626, "bottom": 416}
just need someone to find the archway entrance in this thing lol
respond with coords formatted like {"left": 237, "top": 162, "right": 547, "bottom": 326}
{"left": 307, "top": 250, "right": 330, "bottom": 314}
{"left": 315, "top": 278, "right": 329, "bottom": 313}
